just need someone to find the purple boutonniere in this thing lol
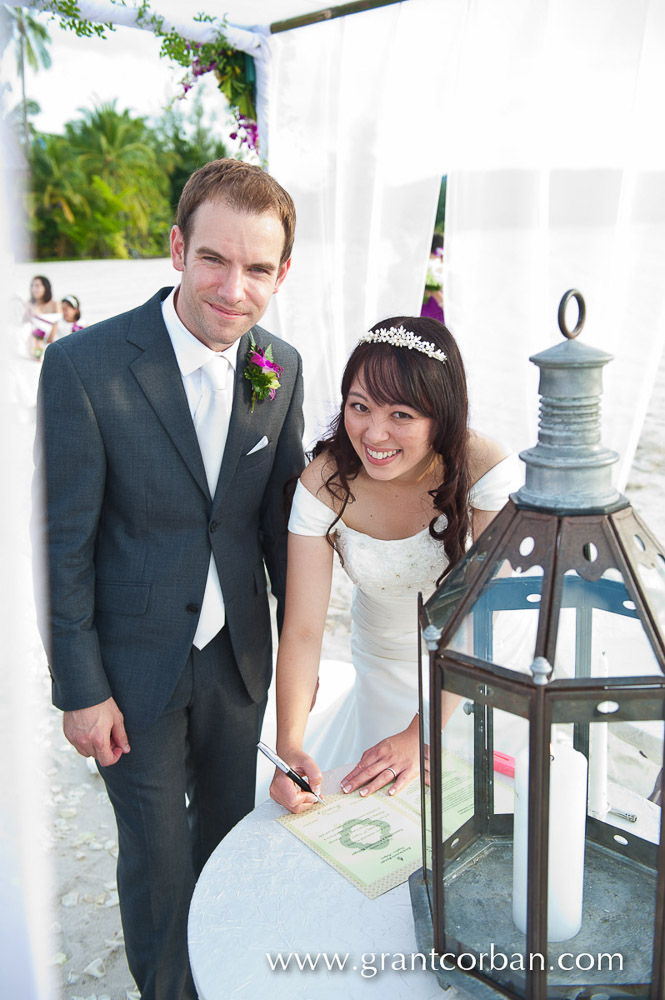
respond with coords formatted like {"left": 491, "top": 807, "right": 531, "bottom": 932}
{"left": 244, "top": 334, "right": 283, "bottom": 413}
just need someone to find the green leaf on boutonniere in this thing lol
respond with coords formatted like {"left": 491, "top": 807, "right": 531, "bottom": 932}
{"left": 244, "top": 334, "right": 283, "bottom": 412}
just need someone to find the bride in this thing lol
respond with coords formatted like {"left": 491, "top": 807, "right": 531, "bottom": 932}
{"left": 270, "top": 316, "right": 521, "bottom": 812}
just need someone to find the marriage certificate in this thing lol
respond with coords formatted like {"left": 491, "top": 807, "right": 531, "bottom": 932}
{"left": 277, "top": 753, "right": 480, "bottom": 899}
{"left": 278, "top": 781, "right": 425, "bottom": 898}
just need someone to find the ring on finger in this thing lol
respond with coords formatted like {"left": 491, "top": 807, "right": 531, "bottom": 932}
{"left": 386, "top": 766, "right": 397, "bottom": 781}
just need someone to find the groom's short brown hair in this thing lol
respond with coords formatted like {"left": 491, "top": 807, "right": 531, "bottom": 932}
{"left": 176, "top": 158, "right": 296, "bottom": 267}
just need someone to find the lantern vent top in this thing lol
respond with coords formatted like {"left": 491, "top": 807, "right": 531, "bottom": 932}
{"left": 515, "top": 289, "right": 626, "bottom": 514}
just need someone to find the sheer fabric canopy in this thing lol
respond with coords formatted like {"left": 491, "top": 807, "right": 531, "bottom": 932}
{"left": 10, "top": 0, "right": 665, "bottom": 468}
{"left": 263, "top": 0, "right": 665, "bottom": 480}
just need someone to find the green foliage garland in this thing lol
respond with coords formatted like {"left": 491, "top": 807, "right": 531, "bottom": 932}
{"left": 43, "top": 0, "right": 258, "bottom": 150}
{"left": 44, "top": 0, "right": 114, "bottom": 38}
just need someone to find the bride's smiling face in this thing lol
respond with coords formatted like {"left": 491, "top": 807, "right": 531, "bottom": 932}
{"left": 344, "top": 376, "right": 437, "bottom": 482}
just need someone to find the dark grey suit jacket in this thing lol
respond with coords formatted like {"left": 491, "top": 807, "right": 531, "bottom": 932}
{"left": 34, "top": 288, "right": 305, "bottom": 728}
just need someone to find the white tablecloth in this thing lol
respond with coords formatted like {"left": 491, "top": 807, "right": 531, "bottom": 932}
{"left": 188, "top": 766, "right": 481, "bottom": 1000}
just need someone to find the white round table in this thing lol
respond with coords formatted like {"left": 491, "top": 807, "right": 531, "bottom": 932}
{"left": 188, "top": 766, "right": 480, "bottom": 1000}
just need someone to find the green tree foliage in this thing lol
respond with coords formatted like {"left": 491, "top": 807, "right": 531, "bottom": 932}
{"left": 64, "top": 101, "right": 172, "bottom": 256}
{"left": 154, "top": 91, "right": 228, "bottom": 215}
{"left": 27, "top": 98, "right": 229, "bottom": 260}
{"left": 1, "top": 5, "right": 52, "bottom": 149}
{"left": 29, "top": 130, "right": 87, "bottom": 256}
{"left": 435, "top": 176, "right": 447, "bottom": 235}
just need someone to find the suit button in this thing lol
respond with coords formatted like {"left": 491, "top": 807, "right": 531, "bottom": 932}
{"left": 186, "top": 603, "right": 199, "bottom": 615}
{"left": 210, "top": 521, "right": 217, "bottom": 533}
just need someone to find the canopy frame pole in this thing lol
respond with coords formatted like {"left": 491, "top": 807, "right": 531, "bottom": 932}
{"left": 270, "top": 0, "right": 407, "bottom": 34}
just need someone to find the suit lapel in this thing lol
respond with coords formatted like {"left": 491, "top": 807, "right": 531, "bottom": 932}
{"left": 128, "top": 296, "right": 210, "bottom": 499}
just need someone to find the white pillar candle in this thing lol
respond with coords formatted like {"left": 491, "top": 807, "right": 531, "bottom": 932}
{"left": 588, "top": 652, "right": 609, "bottom": 818}
{"left": 588, "top": 723, "right": 608, "bottom": 817}
{"left": 512, "top": 742, "right": 588, "bottom": 942}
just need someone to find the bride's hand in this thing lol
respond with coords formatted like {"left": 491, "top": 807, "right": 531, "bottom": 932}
{"left": 340, "top": 715, "right": 421, "bottom": 799}
{"left": 269, "top": 750, "right": 323, "bottom": 814}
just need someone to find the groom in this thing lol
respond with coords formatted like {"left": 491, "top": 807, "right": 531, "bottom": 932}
{"left": 34, "top": 159, "right": 305, "bottom": 999}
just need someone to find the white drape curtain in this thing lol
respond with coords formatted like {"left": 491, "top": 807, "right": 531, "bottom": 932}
{"left": 261, "top": 0, "right": 665, "bottom": 478}
{"left": 0, "top": 139, "right": 52, "bottom": 1000}
{"left": 261, "top": 0, "right": 451, "bottom": 446}
{"left": 440, "top": 0, "right": 665, "bottom": 488}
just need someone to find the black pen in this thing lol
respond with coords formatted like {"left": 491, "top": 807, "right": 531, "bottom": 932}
{"left": 257, "top": 741, "right": 324, "bottom": 804}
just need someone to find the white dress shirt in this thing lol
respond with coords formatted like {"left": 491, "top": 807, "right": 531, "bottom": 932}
{"left": 161, "top": 286, "right": 240, "bottom": 414}
{"left": 161, "top": 286, "right": 241, "bottom": 648}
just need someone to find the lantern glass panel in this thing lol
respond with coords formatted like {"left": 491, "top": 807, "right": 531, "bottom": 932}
{"left": 539, "top": 707, "right": 661, "bottom": 997}
{"left": 418, "top": 669, "right": 433, "bottom": 902}
{"left": 553, "top": 567, "right": 663, "bottom": 681}
{"left": 435, "top": 667, "right": 532, "bottom": 998}
{"left": 425, "top": 529, "right": 507, "bottom": 635}
{"left": 443, "top": 555, "right": 545, "bottom": 678}
{"left": 637, "top": 559, "right": 665, "bottom": 638}
{"left": 439, "top": 559, "right": 662, "bottom": 689}
{"left": 588, "top": 714, "right": 663, "bottom": 846}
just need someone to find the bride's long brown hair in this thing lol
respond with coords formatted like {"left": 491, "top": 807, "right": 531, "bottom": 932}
{"left": 312, "top": 316, "right": 471, "bottom": 574}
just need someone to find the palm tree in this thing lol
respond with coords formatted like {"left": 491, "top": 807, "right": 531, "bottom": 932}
{"left": 2, "top": 5, "right": 52, "bottom": 149}
{"left": 29, "top": 132, "right": 88, "bottom": 257}
{"left": 5, "top": 93, "right": 40, "bottom": 131}
{"left": 65, "top": 102, "right": 173, "bottom": 255}
{"left": 31, "top": 132, "right": 86, "bottom": 221}
{"left": 67, "top": 103, "right": 157, "bottom": 188}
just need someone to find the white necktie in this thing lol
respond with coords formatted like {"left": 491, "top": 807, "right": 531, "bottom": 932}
{"left": 192, "top": 354, "right": 231, "bottom": 649}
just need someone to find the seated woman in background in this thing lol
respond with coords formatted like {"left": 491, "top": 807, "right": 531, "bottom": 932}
{"left": 47, "top": 294, "right": 84, "bottom": 345}
{"left": 25, "top": 275, "right": 60, "bottom": 358}
{"left": 270, "top": 316, "right": 521, "bottom": 813}
{"left": 24, "top": 274, "right": 59, "bottom": 321}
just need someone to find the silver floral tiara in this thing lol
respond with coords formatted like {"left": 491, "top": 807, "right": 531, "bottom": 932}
{"left": 358, "top": 325, "right": 447, "bottom": 363}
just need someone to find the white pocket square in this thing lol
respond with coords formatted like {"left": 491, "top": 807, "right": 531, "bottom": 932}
{"left": 247, "top": 435, "right": 269, "bottom": 456}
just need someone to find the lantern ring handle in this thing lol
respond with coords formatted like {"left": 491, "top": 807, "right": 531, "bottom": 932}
{"left": 558, "top": 289, "right": 586, "bottom": 340}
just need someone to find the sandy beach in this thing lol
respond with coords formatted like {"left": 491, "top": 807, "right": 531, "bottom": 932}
{"left": 7, "top": 258, "right": 664, "bottom": 1000}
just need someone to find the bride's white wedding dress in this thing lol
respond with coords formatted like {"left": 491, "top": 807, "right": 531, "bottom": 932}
{"left": 288, "top": 453, "right": 523, "bottom": 771}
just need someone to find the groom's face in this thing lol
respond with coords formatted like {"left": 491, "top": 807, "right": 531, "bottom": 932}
{"left": 170, "top": 199, "right": 291, "bottom": 351}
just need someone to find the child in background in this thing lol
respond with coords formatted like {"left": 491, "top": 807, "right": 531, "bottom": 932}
{"left": 46, "top": 295, "right": 84, "bottom": 346}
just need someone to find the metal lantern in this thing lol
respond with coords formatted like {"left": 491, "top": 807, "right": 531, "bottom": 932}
{"left": 410, "top": 291, "right": 665, "bottom": 1000}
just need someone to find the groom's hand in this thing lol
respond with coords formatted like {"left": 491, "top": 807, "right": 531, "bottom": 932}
{"left": 63, "top": 697, "right": 130, "bottom": 767}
